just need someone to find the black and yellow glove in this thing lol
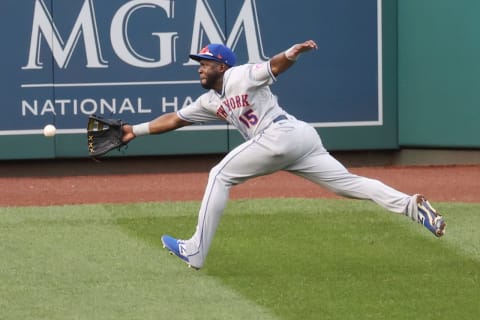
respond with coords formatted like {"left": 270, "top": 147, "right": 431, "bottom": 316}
{"left": 87, "top": 115, "right": 127, "bottom": 157}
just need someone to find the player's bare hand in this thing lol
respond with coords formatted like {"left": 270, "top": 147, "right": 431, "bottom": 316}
{"left": 293, "top": 40, "right": 318, "bottom": 54}
{"left": 121, "top": 124, "right": 136, "bottom": 143}
{"left": 291, "top": 40, "right": 318, "bottom": 56}
{"left": 284, "top": 40, "right": 318, "bottom": 61}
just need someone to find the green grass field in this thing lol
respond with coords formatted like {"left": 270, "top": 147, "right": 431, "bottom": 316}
{"left": 1, "top": 199, "right": 479, "bottom": 320}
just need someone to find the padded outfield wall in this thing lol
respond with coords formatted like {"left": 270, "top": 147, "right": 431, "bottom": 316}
{"left": 0, "top": 0, "right": 395, "bottom": 160}
{"left": 397, "top": 0, "right": 480, "bottom": 148}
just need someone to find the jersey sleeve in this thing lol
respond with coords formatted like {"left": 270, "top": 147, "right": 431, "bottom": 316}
{"left": 177, "top": 92, "right": 220, "bottom": 123}
{"left": 248, "top": 61, "right": 276, "bottom": 86}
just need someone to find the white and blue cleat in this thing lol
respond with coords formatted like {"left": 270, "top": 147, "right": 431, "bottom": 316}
{"left": 161, "top": 235, "right": 200, "bottom": 270}
{"left": 416, "top": 195, "right": 446, "bottom": 237}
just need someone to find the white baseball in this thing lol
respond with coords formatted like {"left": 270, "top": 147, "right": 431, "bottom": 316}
{"left": 43, "top": 124, "right": 56, "bottom": 137}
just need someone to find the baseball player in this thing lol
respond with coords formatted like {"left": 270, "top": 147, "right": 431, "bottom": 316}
{"left": 121, "top": 40, "right": 446, "bottom": 270}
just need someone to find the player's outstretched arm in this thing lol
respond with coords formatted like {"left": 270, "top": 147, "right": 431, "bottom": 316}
{"left": 122, "top": 112, "right": 192, "bottom": 143}
{"left": 269, "top": 40, "right": 318, "bottom": 76}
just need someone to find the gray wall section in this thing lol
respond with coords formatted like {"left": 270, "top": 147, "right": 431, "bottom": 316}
{"left": 0, "top": 0, "right": 397, "bottom": 160}
{"left": 398, "top": 0, "right": 480, "bottom": 148}
{"left": 12, "top": 1, "right": 480, "bottom": 159}
{"left": 317, "top": 0, "right": 398, "bottom": 152}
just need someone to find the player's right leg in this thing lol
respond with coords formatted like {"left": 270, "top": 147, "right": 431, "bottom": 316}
{"left": 285, "top": 129, "right": 446, "bottom": 237}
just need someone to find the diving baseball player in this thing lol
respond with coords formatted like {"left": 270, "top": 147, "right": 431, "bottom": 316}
{"left": 121, "top": 40, "right": 446, "bottom": 270}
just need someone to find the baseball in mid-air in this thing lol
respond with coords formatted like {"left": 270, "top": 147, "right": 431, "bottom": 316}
{"left": 43, "top": 124, "right": 56, "bottom": 137}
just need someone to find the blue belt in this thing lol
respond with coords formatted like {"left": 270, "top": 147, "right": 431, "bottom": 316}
{"left": 273, "top": 115, "right": 288, "bottom": 123}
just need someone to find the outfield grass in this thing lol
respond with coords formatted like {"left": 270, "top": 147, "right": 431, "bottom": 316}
{"left": 0, "top": 199, "right": 478, "bottom": 320}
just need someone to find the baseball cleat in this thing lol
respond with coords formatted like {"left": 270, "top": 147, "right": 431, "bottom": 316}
{"left": 416, "top": 195, "right": 446, "bottom": 237}
{"left": 161, "top": 235, "right": 199, "bottom": 270}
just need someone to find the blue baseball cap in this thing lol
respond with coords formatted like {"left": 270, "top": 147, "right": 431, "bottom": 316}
{"left": 189, "top": 44, "right": 236, "bottom": 67}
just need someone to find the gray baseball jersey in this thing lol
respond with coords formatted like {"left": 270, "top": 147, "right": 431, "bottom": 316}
{"left": 175, "top": 61, "right": 416, "bottom": 269}
{"left": 178, "top": 61, "right": 292, "bottom": 140}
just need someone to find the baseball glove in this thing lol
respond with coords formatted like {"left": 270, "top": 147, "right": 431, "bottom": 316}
{"left": 87, "top": 115, "right": 127, "bottom": 157}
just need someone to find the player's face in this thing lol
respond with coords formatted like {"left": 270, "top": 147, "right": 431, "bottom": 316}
{"left": 198, "top": 60, "right": 225, "bottom": 91}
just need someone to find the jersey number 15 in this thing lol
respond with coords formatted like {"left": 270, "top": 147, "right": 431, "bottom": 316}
{"left": 239, "top": 109, "right": 258, "bottom": 128}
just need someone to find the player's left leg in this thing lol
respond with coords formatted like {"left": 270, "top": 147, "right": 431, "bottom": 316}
{"left": 163, "top": 120, "right": 314, "bottom": 269}
{"left": 171, "top": 140, "right": 285, "bottom": 269}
